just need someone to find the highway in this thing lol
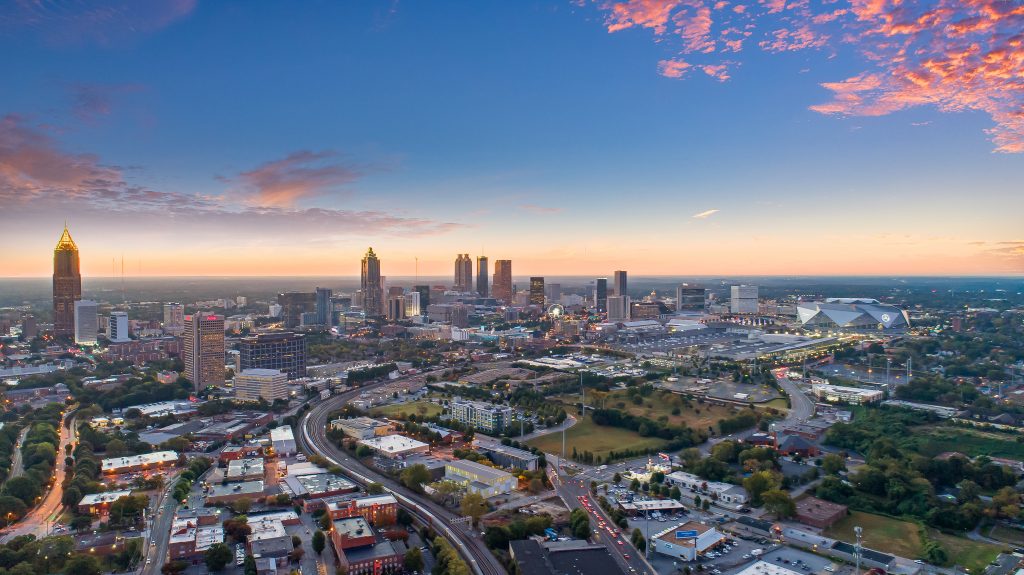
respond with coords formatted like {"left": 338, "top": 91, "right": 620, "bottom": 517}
{"left": 1, "top": 411, "right": 77, "bottom": 543}
{"left": 298, "top": 382, "right": 507, "bottom": 575}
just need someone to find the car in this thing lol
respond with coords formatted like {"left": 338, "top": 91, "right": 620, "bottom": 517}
{"left": 823, "top": 567, "right": 835, "bottom": 573}
{"left": 743, "top": 554, "right": 751, "bottom": 559}
{"left": 914, "top": 560, "right": 925, "bottom": 565}
{"left": 624, "top": 554, "right": 631, "bottom": 559}
{"left": 618, "top": 540, "right": 624, "bottom": 545}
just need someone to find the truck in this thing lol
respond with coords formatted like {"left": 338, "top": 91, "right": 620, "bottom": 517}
{"left": 544, "top": 528, "right": 558, "bottom": 542}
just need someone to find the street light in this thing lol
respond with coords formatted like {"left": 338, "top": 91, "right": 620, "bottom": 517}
{"left": 854, "top": 526, "right": 862, "bottom": 575}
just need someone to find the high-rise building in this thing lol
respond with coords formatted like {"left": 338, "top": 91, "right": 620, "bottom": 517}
{"left": 361, "top": 248, "right": 383, "bottom": 317}
{"left": 492, "top": 260, "right": 513, "bottom": 302}
{"left": 613, "top": 270, "right": 628, "bottom": 298}
{"left": 234, "top": 368, "right": 288, "bottom": 403}
{"left": 595, "top": 278, "right": 608, "bottom": 312}
{"left": 730, "top": 285, "right": 759, "bottom": 314}
{"left": 608, "top": 295, "right": 631, "bottom": 321}
{"left": 315, "top": 287, "right": 333, "bottom": 326}
{"left": 529, "top": 277, "right": 545, "bottom": 305}
{"left": 277, "top": 292, "right": 316, "bottom": 328}
{"left": 387, "top": 295, "right": 406, "bottom": 321}
{"left": 404, "top": 291, "right": 421, "bottom": 317}
{"left": 454, "top": 254, "right": 473, "bottom": 292}
{"left": 676, "top": 285, "right": 707, "bottom": 312}
{"left": 412, "top": 285, "right": 430, "bottom": 312}
{"left": 163, "top": 303, "right": 185, "bottom": 335}
{"left": 108, "top": 311, "right": 130, "bottom": 343}
{"left": 239, "top": 332, "right": 307, "bottom": 379}
{"left": 52, "top": 226, "right": 82, "bottom": 338}
{"left": 73, "top": 300, "right": 98, "bottom": 346}
{"left": 630, "top": 301, "right": 661, "bottom": 320}
{"left": 184, "top": 313, "right": 225, "bottom": 390}
{"left": 545, "top": 283, "right": 562, "bottom": 303}
{"left": 476, "top": 256, "right": 489, "bottom": 297}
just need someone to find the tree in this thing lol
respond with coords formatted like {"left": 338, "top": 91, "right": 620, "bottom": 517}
{"left": 63, "top": 554, "right": 102, "bottom": 575}
{"left": 528, "top": 478, "right": 544, "bottom": 494}
{"left": 396, "top": 508, "right": 413, "bottom": 527}
{"left": 693, "top": 495, "right": 702, "bottom": 509}
{"left": 613, "top": 472, "right": 621, "bottom": 485}
{"left": 233, "top": 497, "right": 253, "bottom": 514}
{"left": 404, "top": 547, "right": 424, "bottom": 572}
{"left": 312, "top": 530, "right": 326, "bottom": 555}
{"left": 161, "top": 561, "right": 188, "bottom": 575}
{"left": 631, "top": 528, "right": 646, "bottom": 552}
{"left": 991, "top": 486, "right": 1021, "bottom": 519}
{"left": 742, "top": 471, "right": 778, "bottom": 506}
{"left": 570, "top": 508, "right": 590, "bottom": 539}
{"left": 399, "top": 464, "right": 431, "bottom": 492}
{"left": 460, "top": 492, "right": 488, "bottom": 526}
{"left": 762, "top": 490, "right": 796, "bottom": 519}
{"left": 292, "top": 535, "right": 302, "bottom": 548}
{"left": 205, "top": 543, "right": 233, "bottom": 571}
{"left": 367, "top": 482, "right": 385, "bottom": 495}
{"left": 670, "top": 486, "right": 682, "bottom": 501}
{"left": 630, "top": 478, "right": 641, "bottom": 492}
{"left": 821, "top": 453, "right": 846, "bottom": 476}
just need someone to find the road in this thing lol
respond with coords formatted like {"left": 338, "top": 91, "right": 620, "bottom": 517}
{"left": 772, "top": 369, "right": 815, "bottom": 427}
{"left": 1, "top": 411, "right": 77, "bottom": 543}
{"left": 141, "top": 470, "right": 186, "bottom": 575}
{"left": 547, "top": 456, "right": 651, "bottom": 574}
{"left": 298, "top": 382, "right": 507, "bottom": 575}
{"left": 7, "top": 427, "right": 29, "bottom": 481}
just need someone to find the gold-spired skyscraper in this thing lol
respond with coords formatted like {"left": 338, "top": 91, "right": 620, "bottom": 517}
{"left": 361, "top": 247, "right": 383, "bottom": 317}
{"left": 53, "top": 225, "right": 82, "bottom": 338}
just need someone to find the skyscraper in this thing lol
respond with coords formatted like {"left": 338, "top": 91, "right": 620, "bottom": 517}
{"left": 52, "top": 225, "right": 82, "bottom": 338}
{"left": 545, "top": 283, "right": 562, "bottom": 303}
{"left": 676, "top": 285, "right": 707, "bottom": 312}
{"left": 73, "top": 300, "right": 98, "bottom": 346}
{"left": 595, "top": 278, "right": 608, "bottom": 312}
{"left": 315, "top": 287, "right": 333, "bottom": 326}
{"left": 413, "top": 285, "right": 430, "bottom": 312}
{"left": 234, "top": 369, "right": 288, "bottom": 403}
{"left": 476, "top": 256, "right": 489, "bottom": 297}
{"left": 184, "top": 313, "right": 225, "bottom": 390}
{"left": 454, "top": 254, "right": 473, "bottom": 292}
{"left": 404, "top": 291, "right": 421, "bottom": 317}
{"left": 108, "top": 311, "right": 130, "bottom": 343}
{"left": 361, "top": 248, "right": 383, "bottom": 317}
{"left": 387, "top": 295, "right": 406, "bottom": 321}
{"left": 277, "top": 292, "right": 316, "bottom": 328}
{"left": 163, "top": 303, "right": 185, "bottom": 335}
{"left": 613, "top": 270, "right": 628, "bottom": 298}
{"left": 492, "top": 260, "right": 512, "bottom": 302}
{"left": 608, "top": 295, "right": 631, "bottom": 321}
{"left": 529, "top": 277, "right": 545, "bottom": 305}
{"left": 239, "top": 332, "right": 307, "bottom": 379}
{"left": 730, "top": 285, "right": 759, "bottom": 314}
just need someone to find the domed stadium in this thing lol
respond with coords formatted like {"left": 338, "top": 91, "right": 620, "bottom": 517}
{"left": 796, "top": 298, "right": 910, "bottom": 332}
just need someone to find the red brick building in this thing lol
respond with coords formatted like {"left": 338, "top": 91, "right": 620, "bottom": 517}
{"left": 795, "top": 496, "right": 847, "bottom": 528}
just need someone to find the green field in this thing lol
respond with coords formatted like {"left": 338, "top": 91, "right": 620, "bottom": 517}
{"left": 927, "top": 529, "right": 1002, "bottom": 573}
{"left": 370, "top": 400, "right": 443, "bottom": 420}
{"left": 987, "top": 524, "right": 1024, "bottom": 545}
{"left": 600, "top": 389, "right": 742, "bottom": 432}
{"left": 823, "top": 511, "right": 924, "bottom": 559}
{"left": 526, "top": 414, "right": 669, "bottom": 461}
{"left": 909, "top": 426, "right": 1024, "bottom": 459}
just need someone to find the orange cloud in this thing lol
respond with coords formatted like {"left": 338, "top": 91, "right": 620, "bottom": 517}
{"left": 604, "top": 0, "right": 683, "bottom": 34}
{"left": 519, "top": 204, "right": 563, "bottom": 215}
{"left": 658, "top": 58, "right": 692, "bottom": 77}
{"left": 233, "top": 151, "right": 362, "bottom": 207}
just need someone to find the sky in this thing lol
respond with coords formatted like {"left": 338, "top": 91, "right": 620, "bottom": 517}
{"left": 0, "top": 0, "right": 1022, "bottom": 278}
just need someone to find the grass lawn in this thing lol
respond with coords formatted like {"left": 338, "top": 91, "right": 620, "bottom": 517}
{"left": 909, "top": 426, "right": 1024, "bottom": 459}
{"left": 759, "top": 398, "right": 790, "bottom": 411}
{"left": 370, "top": 400, "right": 443, "bottom": 420}
{"left": 823, "top": 511, "right": 924, "bottom": 559}
{"left": 600, "top": 389, "right": 742, "bottom": 433}
{"left": 987, "top": 524, "right": 1024, "bottom": 545}
{"left": 526, "top": 413, "right": 669, "bottom": 461}
{"left": 927, "top": 529, "right": 1002, "bottom": 573}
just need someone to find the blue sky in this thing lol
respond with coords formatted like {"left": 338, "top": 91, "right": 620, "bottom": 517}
{"left": 1, "top": 1, "right": 1022, "bottom": 276}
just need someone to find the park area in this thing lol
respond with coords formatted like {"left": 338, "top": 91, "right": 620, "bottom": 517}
{"left": 600, "top": 389, "right": 751, "bottom": 433}
{"left": 907, "top": 426, "right": 1024, "bottom": 459}
{"left": 824, "top": 510, "right": 1001, "bottom": 573}
{"left": 526, "top": 413, "right": 669, "bottom": 462}
{"left": 370, "top": 400, "right": 443, "bottom": 420}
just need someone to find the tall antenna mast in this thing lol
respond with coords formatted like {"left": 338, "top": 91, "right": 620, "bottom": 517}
{"left": 121, "top": 254, "right": 126, "bottom": 303}
{"left": 415, "top": 257, "right": 419, "bottom": 283}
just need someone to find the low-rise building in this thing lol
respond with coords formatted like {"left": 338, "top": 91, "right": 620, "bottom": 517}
{"left": 665, "top": 471, "right": 748, "bottom": 504}
{"left": 281, "top": 472, "right": 358, "bottom": 500}
{"left": 330, "top": 417, "right": 391, "bottom": 440}
{"left": 474, "top": 442, "right": 539, "bottom": 471}
{"left": 227, "top": 458, "right": 265, "bottom": 482}
{"left": 101, "top": 450, "right": 179, "bottom": 474}
{"left": 234, "top": 368, "right": 289, "bottom": 403}
{"left": 812, "top": 384, "right": 883, "bottom": 405}
{"left": 330, "top": 517, "right": 404, "bottom": 575}
{"left": 651, "top": 521, "right": 726, "bottom": 561}
{"left": 219, "top": 444, "right": 264, "bottom": 464}
{"left": 732, "top": 561, "right": 804, "bottom": 575}
{"left": 357, "top": 434, "right": 429, "bottom": 459}
{"left": 327, "top": 494, "right": 398, "bottom": 526}
{"left": 205, "top": 480, "right": 265, "bottom": 504}
{"left": 270, "top": 426, "right": 297, "bottom": 455}
{"left": 168, "top": 514, "right": 225, "bottom": 560}
{"left": 77, "top": 490, "right": 132, "bottom": 514}
{"left": 444, "top": 459, "right": 516, "bottom": 497}
{"left": 795, "top": 496, "right": 847, "bottom": 528}
{"left": 248, "top": 517, "right": 292, "bottom": 558}
{"left": 618, "top": 498, "right": 687, "bottom": 516}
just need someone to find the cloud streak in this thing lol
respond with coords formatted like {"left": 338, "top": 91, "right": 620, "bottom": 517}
{"left": 0, "top": 0, "right": 197, "bottom": 45}
{"left": 230, "top": 151, "right": 362, "bottom": 207}
{"left": 692, "top": 208, "right": 720, "bottom": 218}
{"left": 586, "top": 0, "right": 1024, "bottom": 152}
{"left": 519, "top": 204, "right": 564, "bottom": 215}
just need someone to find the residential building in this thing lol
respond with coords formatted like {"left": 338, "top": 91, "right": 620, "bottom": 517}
{"left": 74, "top": 299, "right": 98, "bottom": 346}
{"left": 730, "top": 285, "right": 759, "bottom": 314}
{"left": 450, "top": 399, "right": 512, "bottom": 434}
{"left": 361, "top": 248, "right": 383, "bottom": 316}
{"left": 529, "top": 277, "right": 545, "bottom": 305}
{"left": 651, "top": 521, "right": 726, "bottom": 561}
{"left": 183, "top": 313, "right": 225, "bottom": 390}
{"left": 613, "top": 270, "right": 627, "bottom": 298}
{"left": 455, "top": 254, "right": 473, "bottom": 292}
{"left": 476, "top": 256, "right": 489, "bottom": 296}
{"left": 608, "top": 295, "right": 630, "bottom": 321}
{"left": 52, "top": 225, "right": 82, "bottom": 338}
{"left": 595, "top": 278, "right": 608, "bottom": 312}
{"left": 238, "top": 332, "right": 307, "bottom": 379}
{"left": 444, "top": 459, "right": 517, "bottom": 497}
{"left": 492, "top": 260, "right": 513, "bottom": 302}
{"left": 811, "top": 384, "right": 883, "bottom": 404}
{"left": 108, "top": 311, "right": 130, "bottom": 342}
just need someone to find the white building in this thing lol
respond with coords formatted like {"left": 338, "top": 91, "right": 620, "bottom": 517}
{"left": 108, "top": 311, "right": 130, "bottom": 343}
{"left": 404, "top": 291, "right": 421, "bottom": 317}
{"left": 101, "top": 450, "right": 179, "bottom": 474}
{"left": 330, "top": 417, "right": 390, "bottom": 440}
{"left": 732, "top": 561, "right": 804, "bottom": 575}
{"left": 444, "top": 459, "right": 517, "bottom": 498}
{"left": 234, "top": 368, "right": 289, "bottom": 402}
{"left": 665, "top": 471, "right": 748, "bottom": 504}
{"left": 358, "top": 434, "right": 429, "bottom": 459}
{"left": 449, "top": 399, "right": 512, "bottom": 434}
{"left": 652, "top": 521, "right": 726, "bottom": 561}
{"left": 608, "top": 295, "right": 631, "bottom": 321}
{"left": 270, "top": 426, "right": 297, "bottom": 455}
{"left": 812, "top": 384, "right": 883, "bottom": 405}
{"left": 730, "top": 285, "right": 759, "bottom": 314}
{"left": 74, "top": 299, "right": 99, "bottom": 346}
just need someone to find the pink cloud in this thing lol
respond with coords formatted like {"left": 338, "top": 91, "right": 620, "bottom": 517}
{"left": 0, "top": 114, "right": 121, "bottom": 193}
{"left": 233, "top": 151, "right": 362, "bottom": 207}
{"left": 519, "top": 204, "right": 564, "bottom": 215}
{"left": 0, "top": 0, "right": 196, "bottom": 45}
{"left": 583, "top": 0, "right": 1024, "bottom": 152}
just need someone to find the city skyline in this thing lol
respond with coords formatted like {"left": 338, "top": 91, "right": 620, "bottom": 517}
{"left": 1, "top": 2, "right": 1022, "bottom": 277}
